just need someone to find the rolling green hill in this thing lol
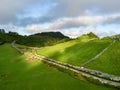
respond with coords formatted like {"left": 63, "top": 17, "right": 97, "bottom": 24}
{"left": 0, "top": 30, "right": 120, "bottom": 89}
{"left": 37, "top": 33, "right": 120, "bottom": 76}
{"left": 86, "top": 40, "right": 120, "bottom": 76}
{"left": 77, "top": 32, "right": 99, "bottom": 41}
{"left": 37, "top": 39, "right": 111, "bottom": 66}
{"left": 0, "top": 44, "right": 113, "bottom": 90}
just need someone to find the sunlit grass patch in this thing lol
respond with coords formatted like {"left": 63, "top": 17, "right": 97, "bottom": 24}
{"left": 37, "top": 39, "right": 110, "bottom": 66}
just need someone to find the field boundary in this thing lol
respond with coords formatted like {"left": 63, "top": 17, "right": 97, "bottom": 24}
{"left": 33, "top": 53, "right": 120, "bottom": 88}
{"left": 11, "top": 41, "right": 120, "bottom": 88}
{"left": 81, "top": 40, "right": 116, "bottom": 67}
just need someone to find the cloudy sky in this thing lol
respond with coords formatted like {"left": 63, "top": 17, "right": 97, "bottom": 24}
{"left": 0, "top": 0, "right": 120, "bottom": 38}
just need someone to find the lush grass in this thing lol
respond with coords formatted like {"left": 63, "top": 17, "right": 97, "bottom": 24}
{"left": 86, "top": 41, "right": 120, "bottom": 76}
{"left": 37, "top": 40, "right": 110, "bottom": 66}
{"left": 77, "top": 35, "right": 92, "bottom": 41}
{"left": 0, "top": 44, "right": 114, "bottom": 90}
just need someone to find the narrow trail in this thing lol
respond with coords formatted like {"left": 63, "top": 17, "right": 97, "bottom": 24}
{"left": 11, "top": 41, "right": 120, "bottom": 88}
{"left": 11, "top": 40, "right": 24, "bottom": 54}
{"left": 81, "top": 40, "right": 116, "bottom": 67}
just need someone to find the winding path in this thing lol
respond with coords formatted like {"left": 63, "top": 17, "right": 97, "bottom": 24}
{"left": 11, "top": 41, "right": 120, "bottom": 88}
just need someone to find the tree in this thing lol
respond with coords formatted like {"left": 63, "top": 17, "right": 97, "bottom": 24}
{"left": 0, "top": 29, "right": 5, "bottom": 33}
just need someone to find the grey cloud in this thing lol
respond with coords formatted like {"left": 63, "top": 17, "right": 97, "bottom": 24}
{"left": 1, "top": 0, "right": 120, "bottom": 26}
{"left": 50, "top": 0, "right": 120, "bottom": 17}
{"left": 15, "top": 16, "right": 56, "bottom": 26}
{"left": 0, "top": 0, "right": 40, "bottom": 23}
{"left": 103, "top": 15, "right": 120, "bottom": 25}
{"left": 57, "top": 21, "right": 85, "bottom": 29}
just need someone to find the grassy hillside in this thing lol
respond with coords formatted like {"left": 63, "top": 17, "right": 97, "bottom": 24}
{"left": 86, "top": 41, "right": 120, "bottom": 76}
{"left": 77, "top": 32, "right": 99, "bottom": 41}
{"left": 0, "top": 44, "right": 113, "bottom": 90}
{"left": 37, "top": 39, "right": 110, "bottom": 66}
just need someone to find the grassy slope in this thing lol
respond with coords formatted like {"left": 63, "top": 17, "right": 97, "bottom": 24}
{"left": 0, "top": 44, "right": 113, "bottom": 90}
{"left": 37, "top": 39, "right": 110, "bottom": 66}
{"left": 86, "top": 41, "right": 120, "bottom": 76}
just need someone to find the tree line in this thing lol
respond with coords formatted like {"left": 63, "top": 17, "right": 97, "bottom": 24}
{"left": 0, "top": 29, "right": 70, "bottom": 47}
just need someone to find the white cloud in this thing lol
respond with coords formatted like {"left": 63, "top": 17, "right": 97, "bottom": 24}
{"left": 46, "top": 16, "right": 103, "bottom": 30}
{"left": 0, "top": 0, "right": 120, "bottom": 38}
{"left": 22, "top": 13, "right": 120, "bottom": 38}
{"left": 45, "top": 14, "right": 120, "bottom": 30}
{"left": 25, "top": 24, "right": 41, "bottom": 33}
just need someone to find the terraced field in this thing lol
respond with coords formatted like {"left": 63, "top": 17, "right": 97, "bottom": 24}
{"left": 0, "top": 44, "right": 113, "bottom": 90}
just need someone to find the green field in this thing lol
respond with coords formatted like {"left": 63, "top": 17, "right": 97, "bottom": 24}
{"left": 0, "top": 44, "right": 114, "bottom": 90}
{"left": 37, "top": 39, "right": 110, "bottom": 66}
{"left": 37, "top": 38, "right": 120, "bottom": 76}
{"left": 86, "top": 41, "right": 120, "bottom": 76}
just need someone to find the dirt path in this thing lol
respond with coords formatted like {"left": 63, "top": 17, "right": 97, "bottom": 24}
{"left": 11, "top": 40, "right": 24, "bottom": 53}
